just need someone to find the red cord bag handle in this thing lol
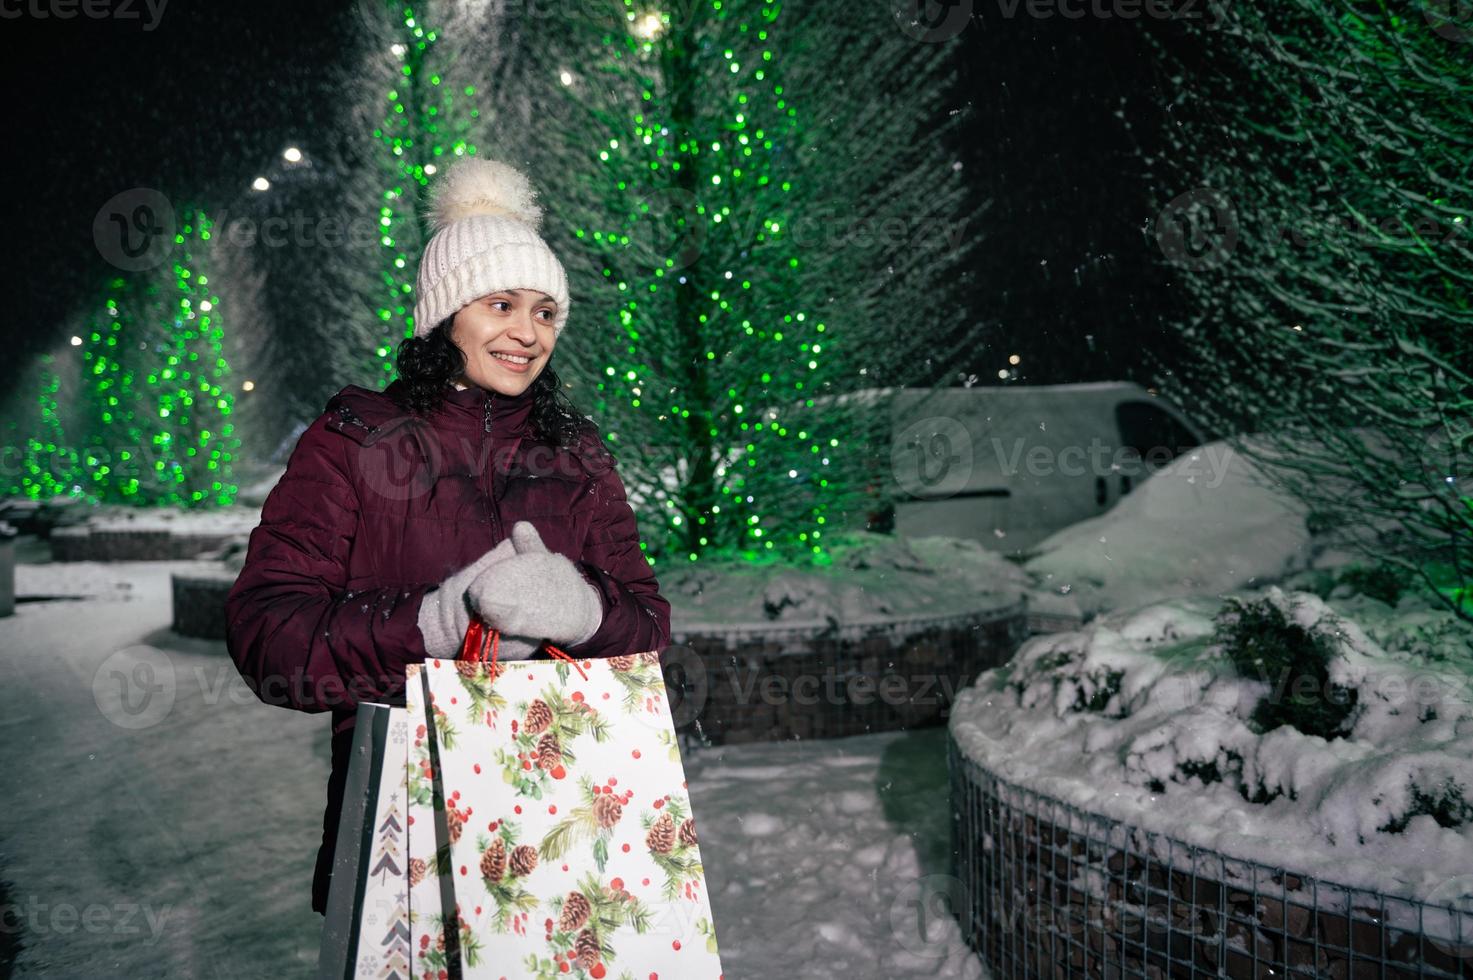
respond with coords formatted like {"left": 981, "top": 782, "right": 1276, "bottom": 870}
{"left": 457, "top": 616, "right": 589, "bottom": 681}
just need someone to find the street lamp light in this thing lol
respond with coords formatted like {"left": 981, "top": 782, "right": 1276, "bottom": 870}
{"left": 633, "top": 12, "right": 664, "bottom": 39}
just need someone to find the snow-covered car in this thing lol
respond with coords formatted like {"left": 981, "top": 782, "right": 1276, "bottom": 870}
{"left": 811, "top": 382, "right": 1208, "bottom": 554}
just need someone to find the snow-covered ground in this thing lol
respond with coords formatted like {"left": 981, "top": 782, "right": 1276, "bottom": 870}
{"left": 686, "top": 732, "right": 988, "bottom": 980}
{"left": 1, "top": 557, "right": 989, "bottom": 979}
{"left": 663, "top": 531, "right": 1033, "bottom": 634}
{"left": 45, "top": 503, "right": 264, "bottom": 535}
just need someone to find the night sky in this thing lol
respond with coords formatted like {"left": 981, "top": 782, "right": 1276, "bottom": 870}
{"left": 2, "top": 0, "right": 1186, "bottom": 395}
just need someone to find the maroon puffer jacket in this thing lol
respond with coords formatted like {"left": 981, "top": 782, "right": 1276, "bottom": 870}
{"left": 224, "top": 378, "right": 671, "bottom": 914}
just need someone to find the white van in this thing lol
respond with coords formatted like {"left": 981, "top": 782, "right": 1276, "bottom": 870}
{"left": 810, "top": 382, "right": 1207, "bottom": 555}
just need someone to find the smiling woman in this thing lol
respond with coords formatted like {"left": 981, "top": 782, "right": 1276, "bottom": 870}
{"left": 393, "top": 300, "right": 593, "bottom": 456}
{"left": 451, "top": 289, "right": 559, "bottom": 387}
{"left": 223, "top": 157, "right": 672, "bottom": 919}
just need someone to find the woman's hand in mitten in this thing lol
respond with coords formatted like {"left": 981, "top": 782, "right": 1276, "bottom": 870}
{"left": 467, "top": 521, "right": 604, "bottom": 647}
{"left": 415, "top": 538, "right": 516, "bottom": 660}
{"left": 484, "top": 631, "right": 541, "bottom": 662}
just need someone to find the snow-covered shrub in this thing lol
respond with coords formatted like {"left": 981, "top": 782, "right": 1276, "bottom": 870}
{"left": 1381, "top": 778, "right": 1473, "bottom": 835}
{"left": 951, "top": 586, "right": 1473, "bottom": 898}
{"left": 1335, "top": 563, "right": 1409, "bottom": 608}
{"left": 1213, "top": 594, "right": 1357, "bottom": 740}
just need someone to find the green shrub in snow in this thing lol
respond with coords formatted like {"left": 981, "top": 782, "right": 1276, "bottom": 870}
{"left": 1214, "top": 595, "right": 1358, "bottom": 740}
{"left": 1336, "top": 564, "right": 1409, "bottom": 607}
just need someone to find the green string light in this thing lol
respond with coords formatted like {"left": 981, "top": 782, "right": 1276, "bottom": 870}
{"left": 367, "top": 2, "right": 482, "bottom": 377}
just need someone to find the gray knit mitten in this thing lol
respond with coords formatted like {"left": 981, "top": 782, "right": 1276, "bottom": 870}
{"left": 415, "top": 538, "right": 516, "bottom": 660}
{"left": 467, "top": 521, "right": 604, "bottom": 648}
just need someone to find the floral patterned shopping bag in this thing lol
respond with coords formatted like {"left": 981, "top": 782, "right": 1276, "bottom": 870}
{"left": 401, "top": 621, "right": 725, "bottom": 980}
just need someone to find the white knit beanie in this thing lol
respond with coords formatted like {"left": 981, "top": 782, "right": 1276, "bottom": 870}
{"left": 412, "top": 158, "right": 571, "bottom": 338}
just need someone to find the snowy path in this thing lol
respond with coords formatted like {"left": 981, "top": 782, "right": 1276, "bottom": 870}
{"left": 684, "top": 732, "right": 989, "bottom": 980}
{"left": 1, "top": 560, "right": 329, "bottom": 978}
{"left": 0, "top": 559, "right": 989, "bottom": 979}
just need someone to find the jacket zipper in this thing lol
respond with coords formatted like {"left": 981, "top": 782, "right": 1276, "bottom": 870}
{"left": 482, "top": 390, "right": 501, "bottom": 537}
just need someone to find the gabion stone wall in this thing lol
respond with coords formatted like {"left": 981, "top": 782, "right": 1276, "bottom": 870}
{"left": 668, "top": 600, "right": 1029, "bottom": 744}
{"left": 174, "top": 575, "right": 1031, "bottom": 743}
{"left": 947, "top": 736, "right": 1473, "bottom": 979}
{"left": 172, "top": 570, "right": 236, "bottom": 639}
{"left": 0, "top": 533, "right": 14, "bottom": 618}
{"left": 52, "top": 526, "right": 244, "bottom": 561}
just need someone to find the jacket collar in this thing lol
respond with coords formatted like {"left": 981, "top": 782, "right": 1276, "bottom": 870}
{"left": 379, "top": 377, "right": 537, "bottom": 438}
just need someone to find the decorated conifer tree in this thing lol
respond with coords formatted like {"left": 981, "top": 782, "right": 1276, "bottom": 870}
{"left": 311, "top": 0, "right": 525, "bottom": 392}
{"left": 0, "top": 347, "right": 84, "bottom": 500}
{"left": 72, "top": 208, "right": 241, "bottom": 506}
{"left": 514, "top": 0, "right": 987, "bottom": 564}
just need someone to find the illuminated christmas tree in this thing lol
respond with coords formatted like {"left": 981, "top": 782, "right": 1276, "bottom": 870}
{"left": 0, "top": 348, "right": 84, "bottom": 500}
{"left": 74, "top": 209, "right": 239, "bottom": 507}
{"left": 315, "top": 0, "right": 521, "bottom": 389}
{"left": 520, "top": 0, "right": 987, "bottom": 565}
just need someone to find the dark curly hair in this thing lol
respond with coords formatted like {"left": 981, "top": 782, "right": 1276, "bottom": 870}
{"left": 392, "top": 316, "right": 609, "bottom": 468}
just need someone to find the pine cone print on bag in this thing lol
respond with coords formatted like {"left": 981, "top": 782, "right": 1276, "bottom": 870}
{"left": 479, "top": 838, "right": 507, "bottom": 883}
{"left": 558, "top": 891, "right": 591, "bottom": 932}
{"left": 678, "top": 816, "right": 698, "bottom": 848}
{"left": 535, "top": 730, "right": 562, "bottom": 769}
{"left": 593, "top": 793, "right": 624, "bottom": 829}
{"left": 446, "top": 808, "right": 466, "bottom": 845}
{"left": 508, "top": 844, "right": 539, "bottom": 877}
{"left": 575, "top": 928, "right": 602, "bottom": 970}
{"left": 646, "top": 812, "right": 676, "bottom": 854}
{"left": 524, "top": 698, "right": 553, "bottom": 734}
{"left": 607, "top": 654, "right": 636, "bottom": 672}
{"left": 455, "top": 659, "right": 481, "bottom": 680}
{"left": 639, "top": 650, "right": 661, "bottom": 666}
{"left": 408, "top": 857, "right": 427, "bottom": 888}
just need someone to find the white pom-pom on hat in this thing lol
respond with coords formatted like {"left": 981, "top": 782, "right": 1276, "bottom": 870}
{"left": 424, "top": 157, "right": 544, "bottom": 233}
{"left": 412, "top": 156, "right": 571, "bottom": 339}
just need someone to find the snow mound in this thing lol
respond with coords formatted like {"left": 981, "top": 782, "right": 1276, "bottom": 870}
{"left": 1025, "top": 439, "right": 1314, "bottom": 619}
{"left": 950, "top": 585, "right": 1473, "bottom": 904}
{"left": 664, "top": 531, "right": 1033, "bottom": 633}
{"left": 62, "top": 503, "right": 263, "bottom": 535}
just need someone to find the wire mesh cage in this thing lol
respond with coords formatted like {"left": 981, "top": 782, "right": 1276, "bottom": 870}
{"left": 947, "top": 734, "right": 1473, "bottom": 979}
